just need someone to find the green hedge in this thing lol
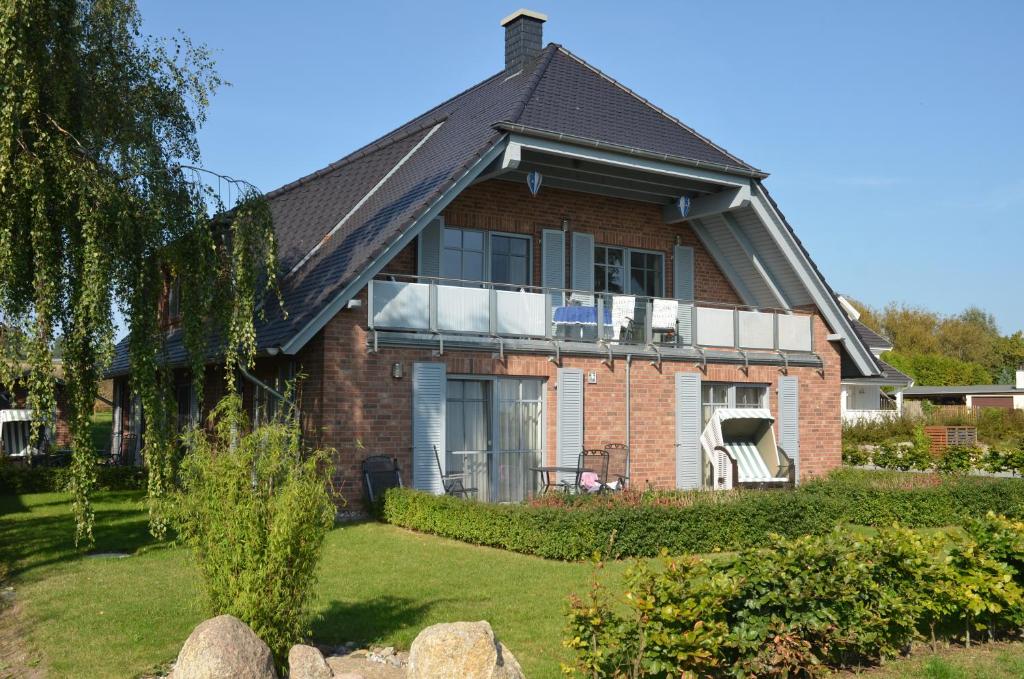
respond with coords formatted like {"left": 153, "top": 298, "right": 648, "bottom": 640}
{"left": 0, "top": 463, "right": 146, "bottom": 494}
{"left": 565, "top": 515, "right": 1024, "bottom": 677}
{"left": 382, "top": 469, "right": 1024, "bottom": 560}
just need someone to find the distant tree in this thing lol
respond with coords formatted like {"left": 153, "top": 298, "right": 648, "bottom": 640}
{"left": 936, "top": 307, "right": 1001, "bottom": 367}
{"left": 884, "top": 351, "right": 992, "bottom": 387}
{"left": 0, "top": 0, "right": 278, "bottom": 545}
{"left": 877, "top": 304, "right": 941, "bottom": 356}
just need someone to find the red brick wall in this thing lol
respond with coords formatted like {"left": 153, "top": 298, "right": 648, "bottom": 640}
{"left": 300, "top": 297, "right": 840, "bottom": 504}
{"left": 385, "top": 179, "right": 743, "bottom": 305}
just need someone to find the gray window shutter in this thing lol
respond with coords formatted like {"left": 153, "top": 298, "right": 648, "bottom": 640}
{"left": 556, "top": 368, "right": 584, "bottom": 484}
{"left": 673, "top": 245, "right": 695, "bottom": 345}
{"left": 418, "top": 218, "right": 442, "bottom": 279}
{"left": 542, "top": 229, "right": 566, "bottom": 307}
{"left": 778, "top": 376, "right": 800, "bottom": 483}
{"left": 571, "top": 232, "right": 595, "bottom": 305}
{"left": 111, "top": 381, "right": 123, "bottom": 456}
{"left": 675, "top": 372, "right": 701, "bottom": 489}
{"left": 412, "top": 362, "right": 446, "bottom": 493}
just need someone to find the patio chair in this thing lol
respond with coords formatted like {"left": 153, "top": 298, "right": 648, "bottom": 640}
{"left": 699, "top": 408, "right": 794, "bottom": 489}
{"left": 362, "top": 454, "right": 403, "bottom": 504}
{"left": 603, "top": 443, "right": 630, "bottom": 491}
{"left": 563, "top": 449, "right": 610, "bottom": 493}
{"left": 433, "top": 445, "right": 478, "bottom": 499}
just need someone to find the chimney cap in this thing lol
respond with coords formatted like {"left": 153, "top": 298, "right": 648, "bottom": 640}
{"left": 501, "top": 8, "right": 548, "bottom": 26}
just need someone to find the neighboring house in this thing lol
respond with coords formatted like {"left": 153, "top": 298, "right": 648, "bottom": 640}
{"left": 0, "top": 362, "right": 71, "bottom": 458}
{"left": 836, "top": 296, "right": 913, "bottom": 424}
{"left": 107, "top": 11, "right": 882, "bottom": 501}
{"left": 903, "top": 369, "right": 1024, "bottom": 411}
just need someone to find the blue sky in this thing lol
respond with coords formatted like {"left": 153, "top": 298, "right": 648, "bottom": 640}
{"left": 138, "top": 0, "right": 1024, "bottom": 333}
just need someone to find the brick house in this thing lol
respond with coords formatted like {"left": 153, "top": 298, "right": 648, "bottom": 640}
{"left": 107, "top": 10, "right": 882, "bottom": 503}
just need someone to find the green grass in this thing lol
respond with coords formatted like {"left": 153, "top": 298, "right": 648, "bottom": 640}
{"left": 0, "top": 491, "right": 624, "bottom": 678}
{"left": 840, "top": 642, "right": 1024, "bottom": 678}
{"left": 89, "top": 410, "right": 113, "bottom": 453}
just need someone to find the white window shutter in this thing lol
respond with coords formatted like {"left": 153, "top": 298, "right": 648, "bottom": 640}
{"left": 418, "top": 218, "right": 442, "bottom": 279}
{"left": 571, "top": 232, "right": 595, "bottom": 305}
{"left": 556, "top": 368, "right": 584, "bottom": 484}
{"left": 542, "top": 229, "right": 566, "bottom": 308}
{"left": 673, "top": 245, "right": 694, "bottom": 345}
{"left": 412, "top": 362, "right": 446, "bottom": 493}
{"left": 675, "top": 372, "right": 701, "bottom": 489}
{"left": 778, "top": 376, "right": 800, "bottom": 483}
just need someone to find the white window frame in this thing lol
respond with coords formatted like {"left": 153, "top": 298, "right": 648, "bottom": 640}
{"left": 701, "top": 382, "right": 769, "bottom": 427}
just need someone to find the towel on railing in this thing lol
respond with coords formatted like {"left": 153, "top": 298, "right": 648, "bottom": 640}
{"left": 611, "top": 296, "right": 635, "bottom": 339}
{"left": 652, "top": 299, "right": 679, "bottom": 330}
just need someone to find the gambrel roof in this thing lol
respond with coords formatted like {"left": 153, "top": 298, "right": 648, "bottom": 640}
{"left": 109, "top": 43, "right": 879, "bottom": 378}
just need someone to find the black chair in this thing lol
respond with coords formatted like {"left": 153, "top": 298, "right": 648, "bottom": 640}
{"left": 564, "top": 449, "right": 610, "bottom": 493}
{"left": 433, "top": 445, "right": 478, "bottom": 499}
{"left": 362, "top": 455, "right": 403, "bottom": 504}
{"left": 603, "top": 443, "right": 630, "bottom": 491}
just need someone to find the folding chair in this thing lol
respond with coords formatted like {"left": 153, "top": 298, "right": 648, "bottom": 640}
{"left": 433, "top": 445, "right": 478, "bottom": 499}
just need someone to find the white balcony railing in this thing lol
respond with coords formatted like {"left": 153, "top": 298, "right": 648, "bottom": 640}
{"left": 368, "top": 275, "right": 814, "bottom": 353}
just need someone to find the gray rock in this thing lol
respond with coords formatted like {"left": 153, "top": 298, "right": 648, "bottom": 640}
{"left": 171, "top": 615, "right": 277, "bottom": 679}
{"left": 289, "top": 644, "right": 333, "bottom": 679}
{"left": 407, "top": 621, "right": 524, "bottom": 679}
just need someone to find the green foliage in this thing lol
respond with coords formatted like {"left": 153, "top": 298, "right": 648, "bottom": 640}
{"left": 936, "top": 445, "right": 981, "bottom": 474}
{"left": 0, "top": 0, "right": 279, "bottom": 546}
{"left": 842, "top": 416, "right": 918, "bottom": 446}
{"left": 0, "top": 459, "right": 145, "bottom": 494}
{"left": 564, "top": 517, "right": 1024, "bottom": 677}
{"left": 885, "top": 351, "right": 992, "bottom": 387}
{"left": 382, "top": 469, "right": 1024, "bottom": 561}
{"left": 171, "top": 396, "right": 335, "bottom": 664}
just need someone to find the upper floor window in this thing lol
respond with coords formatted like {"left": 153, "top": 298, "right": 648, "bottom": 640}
{"left": 442, "top": 228, "right": 484, "bottom": 282}
{"left": 594, "top": 245, "right": 664, "bottom": 297}
{"left": 441, "top": 227, "right": 531, "bottom": 287}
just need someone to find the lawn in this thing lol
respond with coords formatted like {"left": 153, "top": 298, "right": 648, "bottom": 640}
{"left": 0, "top": 491, "right": 623, "bottom": 678}
{"left": 839, "top": 642, "right": 1024, "bottom": 678}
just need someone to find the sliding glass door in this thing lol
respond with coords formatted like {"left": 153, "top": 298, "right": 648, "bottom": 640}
{"left": 446, "top": 377, "right": 543, "bottom": 502}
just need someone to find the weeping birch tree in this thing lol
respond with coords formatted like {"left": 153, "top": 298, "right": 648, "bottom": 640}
{"left": 0, "top": 0, "right": 278, "bottom": 546}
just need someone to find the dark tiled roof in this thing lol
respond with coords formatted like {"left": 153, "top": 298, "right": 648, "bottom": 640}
{"left": 851, "top": 319, "right": 893, "bottom": 351}
{"left": 106, "top": 44, "right": 793, "bottom": 376}
{"left": 874, "top": 357, "right": 912, "bottom": 386}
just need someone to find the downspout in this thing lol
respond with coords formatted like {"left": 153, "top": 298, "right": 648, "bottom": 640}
{"left": 625, "top": 354, "right": 632, "bottom": 483}
{"left": 238, "top": 365, "right": 301, "bottom": 431}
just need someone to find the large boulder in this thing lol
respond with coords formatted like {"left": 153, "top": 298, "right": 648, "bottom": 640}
{"left": 171, "top": 615, "right": 277, "bottom": 679}
{"left": 288, "top": 644, "right": 333, "bottom": 679}
{"left": 407, "top": 621, "right": 524, "bottom": 679}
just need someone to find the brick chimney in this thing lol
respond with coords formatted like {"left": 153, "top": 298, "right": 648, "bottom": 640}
{"left": 501, "top": 9, "right": 547, "bottom": 73}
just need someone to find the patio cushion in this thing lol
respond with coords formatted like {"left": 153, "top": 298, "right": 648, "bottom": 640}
{"left": 724, "top": 441, "right": 786, "bottom": 483}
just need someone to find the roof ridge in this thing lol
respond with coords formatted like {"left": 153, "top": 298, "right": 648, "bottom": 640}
{"left": 554, "top": 46, "right": 761, "bottom": 174}
{"left": 263, "top": 64, "right": 518, "bottom": 202}
{"left": 263, "top": 116, "right": 447, "bottom": 201}
{"left": 508, "top": 43, "right": 560, "bottom": 124}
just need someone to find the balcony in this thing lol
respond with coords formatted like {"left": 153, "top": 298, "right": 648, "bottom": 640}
{"left": 368, "top": 275, "right": 819, "bottom": 366}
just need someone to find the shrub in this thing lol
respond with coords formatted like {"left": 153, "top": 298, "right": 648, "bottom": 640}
{"left": 172, "top": 396, "right": 336, "bottom": 664}
{"left": 841, "top": 443, "right": 870, "bottom": 466}
{"left": 564, "top": 518, "right": 1024, "bottom": 677}
{"left": 936, "top": 445, "right": 981, "bottom": 474}
{"left": 383, "top": 469, "right": 1024, "bottom": 560}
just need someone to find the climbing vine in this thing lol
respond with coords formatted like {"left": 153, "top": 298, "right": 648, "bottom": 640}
{"left": 0, "top": 0, "right": 279, "bottom": 545}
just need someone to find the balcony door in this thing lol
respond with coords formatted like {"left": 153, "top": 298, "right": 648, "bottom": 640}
{"left": 446, "top": 377, "right": 543, "bottom": 502}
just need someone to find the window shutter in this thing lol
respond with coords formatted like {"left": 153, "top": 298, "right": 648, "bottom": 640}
{"left": 417, "top": 218, "right": 442, "bottom": 279}
{"left": 571, "top": 232, "right": 595, "bottom": 305}
{"left": 778, "top": 376, "right": 800, "bottom": 483}
{"left": 556, "top": 368, "right": 584, "bottom": 485}
{"left": 675, "top": 372, "right": 701, "bottom": 489}
{"left": 111, "top": 381, "right": 123, "bottom": 456}
{"left": 412, "top": 362, "right": 446, "bottom": 493}
{"left": 542, "top": 229, "right": 566, "bottom": 308}
{"left": 673, "top": 245, "right": 695, "bottom": 345}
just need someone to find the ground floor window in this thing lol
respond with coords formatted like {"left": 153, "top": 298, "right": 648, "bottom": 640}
{"left": 446, "top": 376, "right": 543, "bottom": 502}
{"left": 701, "top": 382, "right": 768, "bottom": 428}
